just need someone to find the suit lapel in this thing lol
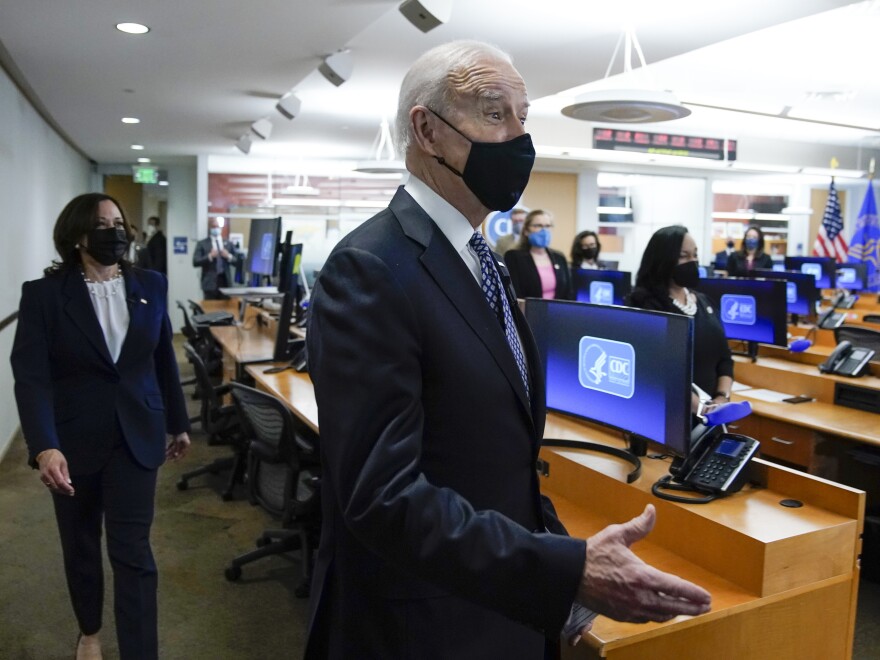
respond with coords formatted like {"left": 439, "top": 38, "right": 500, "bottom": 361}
{"left": 118, "top": 267, "right": 147, "bottom": 366}
{"left": 390, "top": 190, "right": 535, "bottom": 425}
{"left": 61, "top": 268, "right": 116, "bottom": 370}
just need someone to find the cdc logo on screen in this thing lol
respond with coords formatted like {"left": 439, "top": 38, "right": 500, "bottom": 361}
{"left": 578, "top": 336, "right": 635, "bottom": 399}
{"left": 786, "top": 282, "right": 797, "bottom": 304}
{"left": 801, "top": 263, "right": 822, "bottom": 282}
{"left": 720, "top": 294, "right": 756, "bottom": 326}
{"left": 838, "top": 268, "right": 856, "bottom": 284}
{"left": 589, "top": 281, "right": 614, "bottom": 305}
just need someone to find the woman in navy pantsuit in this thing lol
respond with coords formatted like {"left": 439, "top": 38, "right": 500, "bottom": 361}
{"left": 11, "top": 193, "right": 191, "bottom": 660}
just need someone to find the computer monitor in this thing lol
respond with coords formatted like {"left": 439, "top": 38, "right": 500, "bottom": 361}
{"left": 836, "top": 263, "right": 868, "bottom": 291}
{"left": 244, "top": 217, "right": 281, "bottom": 279}
{"left": 784, "top": 256, "right": 836, "bottom": 289}
{"left": 698, "top": 264, "right": 715, "bottom": 279}
{"left": 525, "top": 299, "right": 693, "bottom": 456}
{"left": 696, "top": 278, "right": 788, "bottom": 355}
{"left": 277, "top": 232, "right": 304, "bottom": 294}
{"left": 752, "top": 269, "right": 819, "bottom": 320}
{"left": 570, "top": 269, "right": 632, "bottom": 306}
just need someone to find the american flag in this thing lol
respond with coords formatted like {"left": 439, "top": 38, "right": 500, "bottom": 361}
{"left": 813, "top": 179, "right": 849, "bottom": 262}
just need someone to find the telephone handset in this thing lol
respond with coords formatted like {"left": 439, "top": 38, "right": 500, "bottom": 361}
{"left": 673, "top": 425, "right": 759, "bottom": 495}
{"left": 818, "top": 340, "right": 875, "bottom": 377}
{"left": 817, "top": 307, "right": 846, "bottom": 330}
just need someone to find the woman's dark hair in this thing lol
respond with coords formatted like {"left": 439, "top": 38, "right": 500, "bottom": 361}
{"left": 570, "top": 230, "right": 601, "bottom": 265}
{"left": 45, "top": 193, "right": 134, "bottom": 276}
{"left": 739, "top": 225, "right": 766, "bottom": 257}
{"left": 516, "top": 209, "right": 550, "bottom": 250}
{"left": 634, "top": 224, "right": 689, "bottom": 303}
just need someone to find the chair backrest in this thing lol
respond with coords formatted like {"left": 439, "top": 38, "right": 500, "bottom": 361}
{"left": 863, "top": 314, "right": 880, "bottom": 326}
{"left": 176, "top": 300, "right": 198, "bottom": 342}
{"left": 230, "top": 383, "right": 319, "bottom": 521}
{"left": 834, "top": 324, "right": 880, "bottom": 355}
{"left": 183, "top": 343, "right": 225, "bottom": 429}
{"left": 188, "top": 299, "right": 206, "bottom": 316}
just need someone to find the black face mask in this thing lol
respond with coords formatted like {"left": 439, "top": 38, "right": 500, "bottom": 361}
{"left": 582, "top": 247, "right": 598, "bottom": 261}
{"left": 672, "top": 260, "right": 700, "bottom": 289}
{"left": 85, "top": 227, "right": 129, "bottom": 266}
{"left": 429, "top": 108, "right": 535, "bottom": 212}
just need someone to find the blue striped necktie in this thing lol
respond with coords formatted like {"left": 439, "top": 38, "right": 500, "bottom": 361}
{"left": 468, "top": 232, "right": 530, "bottom": 399}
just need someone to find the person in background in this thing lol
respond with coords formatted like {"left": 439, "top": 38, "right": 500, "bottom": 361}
{"left": 725, "top": 226, "right": 773, "bottom": 276}
{"left": 305, "top": 40, "right": 710, "bottom": 659}
{"left": 627, "top": 225, "right": 733, "bottom": 413}
{"left": 192, "top": 217, "right": 237, "bottom": 299}
{"left": 504, "top": 209, "right": 573, "bottom": 299}
{"left": 10, "top": 193, "right": 191, "bottom": 660}
{"left": 714, "top": 239, "right": 735, "bottom": 271}
{"left": 143, "top": 216, "right": 167, "bottom": 275}
{"left": 493, "top": 206, "right": 527, "bottom": 255}
{"left": 570, "top": 230, "right": 606, "bottom": 270}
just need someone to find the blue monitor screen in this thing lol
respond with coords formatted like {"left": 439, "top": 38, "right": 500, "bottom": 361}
{"left": 696, "top": 278, "right": 788, "bottom": 346}
{"left": 698, "top": 265, "right": 715, "bottom": 279}
{"left": 525, "top": 299, "right": 692, "bottom": 453}
{"left": 784, "top": 256, "right": 836, "bottom": 289}
{"left": 836, "top": 263, "right": 868, "bottom": 290}
{"left": 244, "top": 217, "right": 281, "bottom": 276}
{"left": 752, "top": 269, "right": 819, "bottom": 318}
{"left": 571, "top": 269, "right": 632, "bottom": 306}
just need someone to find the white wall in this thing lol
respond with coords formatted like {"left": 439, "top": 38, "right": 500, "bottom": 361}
{"left": 165, "top": 159, "right": 202, "bottom": 317}
{"left": 0, "top": 66, "right": 92, "bottom": 461}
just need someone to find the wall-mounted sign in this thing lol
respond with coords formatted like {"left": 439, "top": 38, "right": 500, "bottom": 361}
{"left": 133, "top": 165, "right": 159, "bottom": 184}
{"left": 593, "top": 128, "right": 737, "bottom": 161}
{"left": 173, "top": 236, "right": 188, "bottom": 255}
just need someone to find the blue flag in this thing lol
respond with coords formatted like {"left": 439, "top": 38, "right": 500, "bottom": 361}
{"left": 848, "top": 180, "right": 880, "bottom": 292}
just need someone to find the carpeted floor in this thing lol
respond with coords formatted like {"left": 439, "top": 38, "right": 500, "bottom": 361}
{"left": 0, "top": 345, "right": 310, "bottom": 659}
{"left": 2, "top": 340, "right": 879, "bottom": 659}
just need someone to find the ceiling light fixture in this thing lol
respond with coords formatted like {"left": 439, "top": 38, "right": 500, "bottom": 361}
{"left": 137, "top": 157, "right": 151, "bottom": 163}
{"left": 235, "top": 134, "right": 252, "bottom": 155}
{"left": 319, "top": 50, "right": 354, "bottom": 87}
{"left": 276, "top": 90, "right": 302, "bottom": 120}
{"left": 354, "top": 118, "right": 407, "bottom": 174}
{"left": 121, "top": 117, "right": 140, "bottom": 124}
{"left": 251, "top": 117, "right": 273, "bottom": 140}
{"left": 115, "top": 22, "right": 150, "bottom": 34}
{"left": 283, "top": 172, "right": 320, "bottom": 196}
{"left": 561, "top": 27, "right": 690, "bottom": 124}
{"left": 130, "top": 144, "right": 144, "bottom": 150}
{"left": 398, "top": 0, "right": 453, "bottom": 33}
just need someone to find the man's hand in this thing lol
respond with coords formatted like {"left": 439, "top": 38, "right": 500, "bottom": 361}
{"left": 166, "top": 433, "right": 191, "bottom": 460}
{"left": 577, "top": 504, "right": 711, "bottom": 623}
{"left": 209, "top": 247, "right": 219, "bottom": 259}
{"left": 37, "top": 449, "right": 74, "bottom": 496}
{"left": 220, "top": 248, "right": 232, "bottom": 260}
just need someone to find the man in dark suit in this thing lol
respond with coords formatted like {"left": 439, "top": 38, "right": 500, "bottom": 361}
{"left": 192, "top": 217, "right": 238, "bottom": 299}
{"left": 305, "top": 41, "right": 711, "bottom": 658}
{"left": 143, "top": 215, "right": 167, "bottom": 275}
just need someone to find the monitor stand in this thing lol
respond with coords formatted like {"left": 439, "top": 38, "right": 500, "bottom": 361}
{"left": 541, "top": 437, "right": 642, "bottom": 484}
{"left": 731, "top": 341, "right": 758, "bottom": 362}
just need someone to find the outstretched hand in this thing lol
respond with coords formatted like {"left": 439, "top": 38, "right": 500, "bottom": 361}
{"left": 577, "top": 504, "right": 711, "bottom": 623}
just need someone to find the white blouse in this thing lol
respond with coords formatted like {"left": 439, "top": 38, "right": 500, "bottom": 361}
{"left": 85, "top": 277, "right": 131, "bottom": 362}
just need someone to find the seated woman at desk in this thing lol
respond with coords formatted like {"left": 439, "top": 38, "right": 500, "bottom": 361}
{"left": 570, "top": 230, "right": 607, "bottom": 270}
{"left": 627, "top": 225, "right": 733, "bottom": 412}
{"left": 725, "top": 225, "right": 774, "bottom": 276}
{"left": 503, "top": 209, "right": 573, "bottom": 300}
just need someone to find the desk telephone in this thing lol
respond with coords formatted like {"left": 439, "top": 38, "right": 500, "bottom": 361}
{"left": 831, "top": 291, "right": 859, "bottom": 309}
{"left": 818, "top": 340, "right": 875, "bottom": 377}
{"left": 674, "top": 426, "right": 760, "bottom": 495}
{"left": 818, "top": 307, "right": 846, "bottom": 330}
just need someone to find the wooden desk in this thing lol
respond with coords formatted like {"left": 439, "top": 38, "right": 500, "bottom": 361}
{"left": 245, "top": 368, "right": 864, "bottom": 659}
{"left": 210, "top": 324, "right": 277, "bottom": 382}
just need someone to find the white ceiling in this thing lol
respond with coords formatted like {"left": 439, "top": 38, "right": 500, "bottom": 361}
{"left": 1, "top": 0, "right": 875, "bottom": 171}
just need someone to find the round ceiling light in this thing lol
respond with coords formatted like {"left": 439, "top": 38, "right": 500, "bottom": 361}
{"left": 561, "top": 89, "right": 691, "bottom": 124}
{"left": 121, "top": 117, "right": 140, "bottom": 124}
{"left": 116, "top": 22, "right": 150, "bottom": 34}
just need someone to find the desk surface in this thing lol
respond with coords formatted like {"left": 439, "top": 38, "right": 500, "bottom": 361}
{"left": 210, "top": 324, "right": 276, "bottom": 365}
{"left": 245, "top": 364, "right": 318, "bottom": 433}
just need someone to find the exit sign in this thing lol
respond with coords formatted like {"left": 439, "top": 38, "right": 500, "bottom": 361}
{"left": 132, "top": 166, "right": 159, "bottom": 184}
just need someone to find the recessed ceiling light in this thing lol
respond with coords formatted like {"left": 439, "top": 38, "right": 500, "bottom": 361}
{"left": 121, "top": 117, "right": 140, "bottom": 124}
{"left": 158, "top": 180, "right": 169, "bottom": 187}
{"left": 116, "top": 23, "right": 150, "bottom": 34}
{"left": 131, "top": 144, "right": 145, "bottom": 150}
{"left": 137, "top": 157, "right": 151, "bottom": 163}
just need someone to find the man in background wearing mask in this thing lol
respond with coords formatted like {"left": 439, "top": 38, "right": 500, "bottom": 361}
{"left": 304, "top": 41, "right": 710, "bottom": 659}
{"left": 193, "top": 218, "right": 237, "bottom": 299}
{"left": 493, "top": 206, "right": 527, "bottom": 255}
{"left": 143, "top": 215, "right": 167, "bottom": 275}
{"left": 714, "top": 238, "right": 736, "bottom": 271}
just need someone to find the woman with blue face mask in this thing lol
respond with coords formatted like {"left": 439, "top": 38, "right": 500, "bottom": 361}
{"left": 503, "top": 209, "right": 573, "bottom": 300}
{"left": 725, "top": 225, "right": 774, "bottom": 276}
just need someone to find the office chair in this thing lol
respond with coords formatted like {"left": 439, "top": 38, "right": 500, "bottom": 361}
{"left": 863, "top": 314, "right": 880, "bottom": 326}
{"left": 177, "top": 301, "right": 222, "bottom": 381}
{"left": 176, "top": 344, "right": 246, "bottom": 501}
{"left": 224, "top": 383, "right": 321, "bottom": 597}
{"left": 188, "top": 299, "right": 206, "bottom": 316}
{"left": 834, "top": 324, "right": 880, "bottom": 355}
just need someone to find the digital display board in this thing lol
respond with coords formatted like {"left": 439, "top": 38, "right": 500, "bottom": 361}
{"left": 697, "top": 278, "right": 788, "bottom": 346}
{"left": 593, "top": 128, "right": 737, "bottom": 161}
{"left": 571, "top": 269, "right": 632, "bottom": 306}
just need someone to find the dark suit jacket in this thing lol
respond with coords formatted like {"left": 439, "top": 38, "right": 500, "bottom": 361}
{"left": 193, "top": 237, "right": 237, "bottom": 293}
{"left": 504, "top": 247, "right": 574, "bottom": 300}
{"left": 305, "top": 187, "right": 585, "bottom": 658}
{"left": 11, "top": 265, "right": 190, "bottom": 474}
{"left": 725, "top": 251, "right": 774, "bottom": 277}
{"left": 145, "top": 231, "right": 167, "bottom": 275}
